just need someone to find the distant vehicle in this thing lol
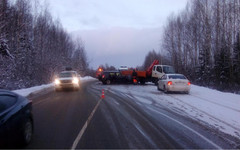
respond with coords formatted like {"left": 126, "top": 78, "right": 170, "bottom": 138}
{"left": 101, "top": 71, "right": 128, "bottom": 85}
{"left": 54, "top": 71, "right": 80, "bottom": 91}
{"left": 0, "top": 90, "right": 33, "bottom": 148}
{"left": 118, "top": 66, "right": 128, "bottom": 71}
{"left": 157, "top": 74, "right": 191, "bottom": 94}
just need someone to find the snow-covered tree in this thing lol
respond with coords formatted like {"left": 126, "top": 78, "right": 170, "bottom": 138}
{"left": 233, "top": 33, "right": 240, "bottom": 85}
{"left": 213, "top": 30, "right": 232, "bottom": 89}
{"left": 72, "top": 39, "right": 88, "bottom": 76}
{"left": 0, "top": 36, "right": 13, "bottom": 59}
{"left": 0, "top": 0, "right": 88, "bottom": 90}
{"left": 161, "top": 0, "right": 240, "bottom": 91}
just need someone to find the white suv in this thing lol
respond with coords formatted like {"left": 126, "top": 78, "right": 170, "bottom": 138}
{"left": 54, "top": 71, "right": 80, "bottom": 91}
{"left": 119, "top": 66, "right": 128, "bottom": 71}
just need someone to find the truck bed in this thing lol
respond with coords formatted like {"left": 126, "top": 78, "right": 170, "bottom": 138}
{"left": 121, "top": 70, "right": 147, "bottom": 78}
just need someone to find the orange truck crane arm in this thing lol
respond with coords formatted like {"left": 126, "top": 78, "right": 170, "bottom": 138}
{"left": 146, "top": 60, "right": 159, "bottom": 76}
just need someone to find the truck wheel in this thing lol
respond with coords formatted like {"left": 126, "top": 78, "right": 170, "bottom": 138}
{"left": 106, "top": 79, "right": 111, "bottom": 85}
{"left": 140, "top": 80, "right": 145, "bottom": 85}
{"left": 152, "top": 78, "right": 158, "bottom": 86}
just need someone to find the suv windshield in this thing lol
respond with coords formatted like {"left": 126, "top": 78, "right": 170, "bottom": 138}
{"left": 163, "top": 66, "right": 175, "bottom": 74}
{"left": 59, "top": 72, "right": 74, "bottom": 78}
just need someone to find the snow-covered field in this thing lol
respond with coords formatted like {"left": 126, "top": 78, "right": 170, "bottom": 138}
{"left": 13, "top": 76, "right": 95, "bottom": 97}
{"left": 104, "top": 83, "right": 240, "bottom": 139}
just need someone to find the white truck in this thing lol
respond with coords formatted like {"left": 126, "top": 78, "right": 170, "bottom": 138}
{"left": 151, "top": 65, "right": 175, "bottom": 84}
{"left": 120, "top": 60, "right": 175, "bottom": 85}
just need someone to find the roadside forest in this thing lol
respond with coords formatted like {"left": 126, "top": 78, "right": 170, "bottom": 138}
{"left": 0, "top": 0, "right": 88, "bottom": 90}
{"left": 143, "top": 0, "right": 240, "bottom": 92}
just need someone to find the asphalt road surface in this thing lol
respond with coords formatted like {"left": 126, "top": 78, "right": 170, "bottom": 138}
{"left": 26, "top": 80, "right": 237, "bottom": 149}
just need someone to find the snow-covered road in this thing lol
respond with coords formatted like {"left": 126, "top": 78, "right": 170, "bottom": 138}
{"left": 97, "top": 83, "right": 240, "bottom": 140}
{"left": 12, "top": 78, "right": 240, "bottom": 141}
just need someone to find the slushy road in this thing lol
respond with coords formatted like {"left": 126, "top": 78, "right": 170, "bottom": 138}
{"left": 26, "top": 80, "right": 234, "bottom": 149}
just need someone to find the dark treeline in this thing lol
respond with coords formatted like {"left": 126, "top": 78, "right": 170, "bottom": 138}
{"left": 153, "top": 0, "right": 240, "bottom": 91}
{"left": 102, "top": 64, "right": 117, "bottom": 71}
{"left": 142, "top": 49, "right": 171, "bottom": 70}
{"left": 0, "top": 0, "right": 88, "bottom": 90}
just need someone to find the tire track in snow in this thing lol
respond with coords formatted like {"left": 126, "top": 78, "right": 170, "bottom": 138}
{"left": 166, "top": 94, "right": 240, "bottom": 135}
{"left": 187, "top": 94, "right": 240, "bottom": 112}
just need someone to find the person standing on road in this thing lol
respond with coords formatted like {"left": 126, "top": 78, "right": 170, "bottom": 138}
{"left": 132, "top": 69, "right": 138, "bottom": 84}
{"left": 132, "top": 69, "right": 137, "bottom": 78}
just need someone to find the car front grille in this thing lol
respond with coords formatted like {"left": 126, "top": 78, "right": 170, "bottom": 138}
{"left": 60, "top": 80, "right": 72, "bottom": 84}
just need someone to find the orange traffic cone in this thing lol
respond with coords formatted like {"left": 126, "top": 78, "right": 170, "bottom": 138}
{"left": 101, "top": 89, "right": 105, "bottom": 99}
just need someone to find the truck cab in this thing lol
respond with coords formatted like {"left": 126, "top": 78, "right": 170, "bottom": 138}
{"left": 152, "top": 65, "right": 175, "bottom": 82}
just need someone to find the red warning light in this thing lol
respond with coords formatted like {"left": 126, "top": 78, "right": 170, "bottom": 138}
{"left": 167, "top": 81, "right": 172, "bottom": 85}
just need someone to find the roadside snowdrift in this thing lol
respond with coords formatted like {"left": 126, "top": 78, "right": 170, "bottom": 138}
{"left": 13, "top": 76, "right": 95, "bottom": 97}
{"left": 102, "top": 83, "right": 240, "bottom": 139}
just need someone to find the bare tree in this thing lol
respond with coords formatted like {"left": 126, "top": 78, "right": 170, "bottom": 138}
{"left": 161, "top": 0, "right": 240, "bottom": 91}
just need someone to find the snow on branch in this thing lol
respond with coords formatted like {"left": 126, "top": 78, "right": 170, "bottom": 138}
{"left": 0, "top": 36, "right": 14, "bottom": 59}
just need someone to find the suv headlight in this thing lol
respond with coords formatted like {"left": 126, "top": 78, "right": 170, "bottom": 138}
{"left": 72, "top": 77, "right": 79, "bottom": 84}
{"left": 55, "top": 79, "right": 60, "bottom": 85}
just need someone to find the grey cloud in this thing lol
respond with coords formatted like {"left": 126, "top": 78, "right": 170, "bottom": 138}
{"left": 80, "top": 16, "right": 101, "bottom": 26}
{"left": 46, "top": 0, "right": 188, "bottom": 31}
{"left": 72, "top": 27, "right": 162, "bottom": 69}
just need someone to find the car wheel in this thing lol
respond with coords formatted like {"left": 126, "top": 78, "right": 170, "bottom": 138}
{"left": 106, "top": 79, "right": 111, "bottom": 85}
{"left": 185, "top": 91, "right": 189, "bottom": 94}
{"left": 163, "top": 86, "right": 168, "bottom": 93}
{"left": 157, "top": 84, "right": 161, "bottom": 91}
{"left": 20, "top": 118, "right": 33, "bottom": 146}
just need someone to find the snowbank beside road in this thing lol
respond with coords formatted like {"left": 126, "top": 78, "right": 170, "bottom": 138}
{"left": 80, "top": 76, "right": 96, "bottom": 81}
{"left": 13, "top": 76, "right": 95, "bottom": 97}
{"left": 13, "top": 84, "right": 53, "bottom": 97}
{"left": 101, "top": 83, "right": 240, "bottom": 139}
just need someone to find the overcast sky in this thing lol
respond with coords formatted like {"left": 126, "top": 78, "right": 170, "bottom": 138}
{"left": 44, "top": 0, "right": 188, "bottom": 69}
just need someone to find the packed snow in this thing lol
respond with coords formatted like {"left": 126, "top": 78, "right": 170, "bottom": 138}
{"left": 13, "top": 76, "right": 95, "bottom": 97}
{"left": 100, "top": 83, "right": 240, "bottom": 139}
{"left": 80, "top": 76, "right": 96, "bottom": 81}
{"left": 13, "top": 84, "right": 53, "bottom": 97}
